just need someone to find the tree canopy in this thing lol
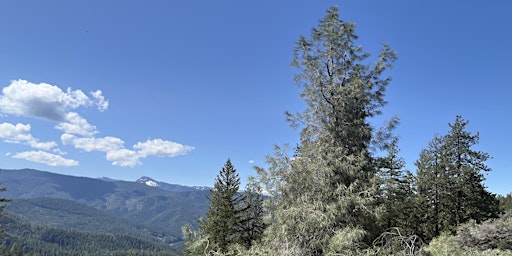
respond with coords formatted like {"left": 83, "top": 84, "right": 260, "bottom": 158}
{"left": 256, "top": 5, "right": 397, "bottom": 255}
{"left": 416, "top": 116, "right": 500, "bottom": 241}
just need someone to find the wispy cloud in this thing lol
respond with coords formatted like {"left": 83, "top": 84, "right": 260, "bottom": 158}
{"left": 0, "top": 122, "right": 57, "bottom": 150}
{"left": 12, "top": 150, "right": 79, "bottom": 167}
{"left": 61, "top": 134, "right": 124, "bottom": 152}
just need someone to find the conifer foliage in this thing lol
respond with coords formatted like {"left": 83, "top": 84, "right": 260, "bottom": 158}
{"left": 180, "top": 6, "right": 507, "bottom": 256}
{"left": 183, "top": 159, "right": 265, "bottom": 255}
{"left": 200, "top": 159, "right": 243, "bottom": 252}
{"left": 416, "top": 116, "right": 500, "bottom": 241}
{"left": 238, "top": 177, "right": 266, "bottom": 249}
{"left": 256, "top": 6, "right": 397, "bottom": 255}
{"left": 375, "top": 128, "right": 417, "bottom": 233}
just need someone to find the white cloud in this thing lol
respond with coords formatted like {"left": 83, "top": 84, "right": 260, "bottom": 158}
{"left": 106, "top": 149, "right": 140, "bottom": 167}
{"left": 65, "top": 87, "right": 90, "bottom": 109}
{"left": 55, "top": 112, "right": 98, "bottom": 136}
{"left": 249, "top": 160, "right": 255, "bottom": 164}
{"left": 12, "top": 150, "right": 79, "bottom": 167}
{"left": 0, "top": 80, "right": 107, "bottom": 121}
{"left": 52, "top": 148, "right": 68, "bottom": 155}
{"left": 0, "top": 122, "right": 57, "bottom": 150}
{"left": 61, "top": 134, "right": 124, "bottom": 152}
{"left": 61, "top": 134, "right": 194, "bottom": 167}
{"left": 0, "top": 80, "right": 194, "bottom": 168}
{"left": 91, "top": 90, "right": 108, "bottom": 111}
{"left": 134, "top": 139, "right": 195, "bottom": 158}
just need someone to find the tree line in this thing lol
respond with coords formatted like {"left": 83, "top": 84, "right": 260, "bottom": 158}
{"left": 183, "top": 6, "right": 508, "bottom": 256}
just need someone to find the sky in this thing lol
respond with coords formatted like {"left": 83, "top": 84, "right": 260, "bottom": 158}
{"left": 0, "top": 1, "right": 510, "bottom": 195}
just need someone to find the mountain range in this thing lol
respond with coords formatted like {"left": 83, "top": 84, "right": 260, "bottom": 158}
{"left": 0, "top": 168, "right": 211, "bottom": 255}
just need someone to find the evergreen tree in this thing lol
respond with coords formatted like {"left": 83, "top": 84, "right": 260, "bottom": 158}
{"left": 415, "top": 135, "right": 447, "bottom": 240}
{"left": 184, "top": 159, "right": 266, "bottom": 255}
{"left": 199, "top": 159, "right": 245, "bottom": 253}
{"left": 376, "top": 133, "right": 417, "bottom": 233}
{"left": 416, "top": 116, "right": 500, "bottom": 241}
{"left": 238, "top": 177, "right": 266, "bottom": 249}
{"left": 9, "top": 244, "right": 23, "bottom": 256}
{"left": 0, "top": 175, "right": 10, "bottom": 222}
{"left": 443, "top": 116, "right": 499, "bottom": 224}
{"left": 256, "top": 6, "right": 396, "bottom": 255}
{"left": 0, "top": 173, "right": 12, "bottom": 254}
{"left": 497, "top": 193, "right": 512, "bottom": 213}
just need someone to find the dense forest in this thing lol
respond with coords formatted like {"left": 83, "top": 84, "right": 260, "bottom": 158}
{"left": 182, "top": 6, "right": 512, "bottom": 256}
{"left": 1, "top": 5, "right": 512, "bottom": 256}
{"left": 0, "top": 213, "right": 180, "bottom": 256}
{"left": 0, "top": 169, "right": 208, "bottom": 255}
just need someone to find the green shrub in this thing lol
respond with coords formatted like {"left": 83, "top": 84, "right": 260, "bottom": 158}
{"left": 455, "top": 212, "right": 512, "bottom": 251}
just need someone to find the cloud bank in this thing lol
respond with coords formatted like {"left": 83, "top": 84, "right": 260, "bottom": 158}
{"left": 0, "top": 80, "right": 194, "bottom": 167}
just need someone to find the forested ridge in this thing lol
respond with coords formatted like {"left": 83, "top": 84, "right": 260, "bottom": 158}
{"left": 0, "top": 168, "right": 209, "bottom": 240}
{"left": 1, "top": 5, "right": 511, "bottom": 256}
{"left": 0, "top": 169, "right": 208, "bottom": 255}
{"left": 0, "top": 213, "right": 180, "bottom": 256}
{"left": 6, "top": 197, "right": 178, "bottom": 244}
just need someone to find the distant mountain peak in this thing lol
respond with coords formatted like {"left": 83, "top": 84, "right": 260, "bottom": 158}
{"left": 192, "top": 186, "right": 210, "bottom": 191}
{"left": 136, "top": 176, "right": 160, "bottom": 187}
{"left": 135, "top": 176, "right": 211, "bottom": 192}
{"left": 145, "top": 180, "right": 159, "bottom": 187}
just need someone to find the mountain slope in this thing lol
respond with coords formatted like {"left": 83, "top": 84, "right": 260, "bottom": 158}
{"left": 5, "top": 197, "right": 178, "bottom": 243}
{"left": 0, "top": 213, "right": 180, "bottom": 256}
{"left": 1, "top": 168, "right": 117, "bottom": 202}
{"left": 0, "top": 168, "right": 209, "bottom": 240}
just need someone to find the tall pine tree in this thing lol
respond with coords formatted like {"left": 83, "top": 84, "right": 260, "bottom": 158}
{"left": 199, "top": 159, "right": 245, "bottom": 253}
{"left": 416, "top": 116, "right": 500, "bottom": 241}
{"left": 256, "top": 6, "right": 396, "bottom": 255}
{"left": 183, "top": 159, "right": 266, "bottom": 255}
{"left": 415, "top": 135, "right": 447, "bottom": 240}
{"left": 443, "top": 116, "right": 500, "bottom": 224}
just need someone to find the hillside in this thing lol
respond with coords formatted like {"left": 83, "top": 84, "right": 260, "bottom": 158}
{"left": 0, "top": 168, "right": 209, "bottom": 234}
{"left": 0, "top": 213, "right": 180, "bottom": 256}
{"left": 5, "top": 197, "right": 177, "bottom": 244}
{"left": 0, "top": 168, "right": 210, "bottom": 253}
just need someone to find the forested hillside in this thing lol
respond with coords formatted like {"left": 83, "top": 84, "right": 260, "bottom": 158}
{"left": 6, "top": 197, "right": 177, "bottom": 244}
{"left": 0, "top": 213, "right": 180, "bottom": 256}
{"left": 1, "top": 168, "right": 209, "bottom": 238}
{"left": 0, "top": 168, "right": 209, "bottom": 255}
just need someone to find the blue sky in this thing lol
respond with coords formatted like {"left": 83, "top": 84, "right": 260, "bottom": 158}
{"left": 0, "top": 1, "right": 510, "bottom": 195}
